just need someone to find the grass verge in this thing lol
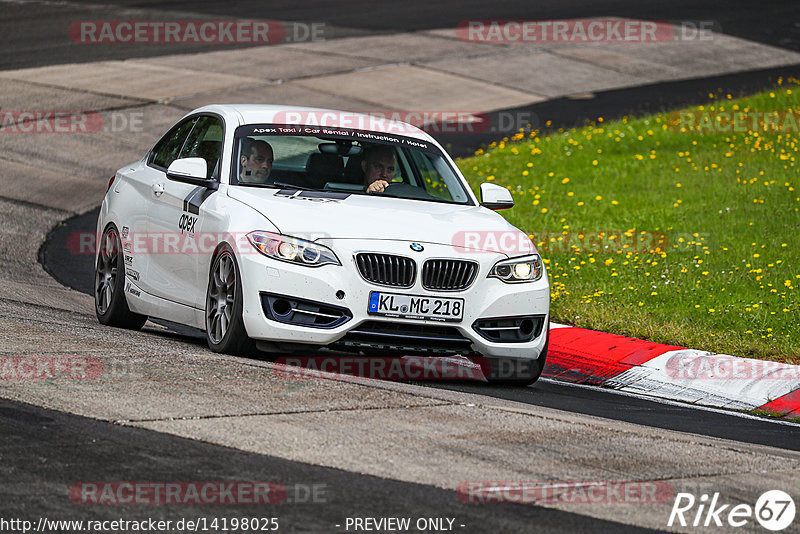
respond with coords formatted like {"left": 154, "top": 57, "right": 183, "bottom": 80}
{"left": 457, "top": 79, "right": 800, "bottom": 364}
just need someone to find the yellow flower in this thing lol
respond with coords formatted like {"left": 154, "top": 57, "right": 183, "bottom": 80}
{"left": 595, "top": 195, "right": 602, "bottom": 201}
{"left": 561, "top": 177, "right": 570, "bottom": 184}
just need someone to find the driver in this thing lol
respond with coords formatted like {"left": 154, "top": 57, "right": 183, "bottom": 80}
{"left": 362, "top": 145, "right": 397, "bottom": 193}
{"left": 239, "top": 138, "right": 273, "bottom": 184}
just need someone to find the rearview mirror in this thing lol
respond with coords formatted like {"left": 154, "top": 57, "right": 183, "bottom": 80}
{"left": 318, "top": 142, "right": 363, "bottom": 156}
{"left": 166, "top": 157, "right": 218, "bottom": 189}
{"left": 480, "top": 182, "right": 514, "bottom": 210}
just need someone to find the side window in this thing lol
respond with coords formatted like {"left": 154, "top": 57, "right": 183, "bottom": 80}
{"left": 151, "top": 118, "right": 197, "bottom": 170}
{"left": 180, "top": 116, "right": 224, "bottom": 179}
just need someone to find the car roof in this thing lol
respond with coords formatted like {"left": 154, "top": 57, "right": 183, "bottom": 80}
{"left": 186, "top": 104, "right": 438, "bottom": 143}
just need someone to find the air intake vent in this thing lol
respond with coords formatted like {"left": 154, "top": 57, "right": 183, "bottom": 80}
{"left": 260, "top": 293, "right": 351, "bottom": 329}
{"left": 473, "top": 315, "right": 546, "bottom": 343}
{"left": 422, "top": 259, "right": 478, "bottom": 291}
{"left": 331, "top": 320, "right": 477, "bottom": 356}
{"left": 355, "top": 253, "right": 416, "bottom": 288}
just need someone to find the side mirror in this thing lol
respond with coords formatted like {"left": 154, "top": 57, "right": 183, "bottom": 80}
{"left": 480, "top": 182, "right": 514, "bottom": 210}
{"left": 166, "top": 157, "right": 218, "bottom": 190}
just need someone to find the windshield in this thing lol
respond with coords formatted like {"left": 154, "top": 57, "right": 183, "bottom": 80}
{"left": 231, "top": 124, "right": 473, "bottom": 205}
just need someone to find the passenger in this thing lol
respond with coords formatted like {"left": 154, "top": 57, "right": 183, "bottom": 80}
{"left": 239, "top": 138, "right": 273, "bottom": 184}
{"left": 362, "top": 145, "right": 397, "bottom": 193}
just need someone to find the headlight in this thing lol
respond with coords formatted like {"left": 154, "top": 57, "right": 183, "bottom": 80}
{"left": 247, "top": 231, "right": 340, "bottom": 267}
{"left": 488, "top": 254, "right": 543, "bottom": 283}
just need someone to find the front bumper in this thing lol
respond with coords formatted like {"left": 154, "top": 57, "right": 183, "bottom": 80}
{"left": 238, "top": 239, "right": 550, "bottom": 360}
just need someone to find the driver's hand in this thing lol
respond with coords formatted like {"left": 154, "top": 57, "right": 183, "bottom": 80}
{"left": 367, "top": 180, "right": 389, "bottom": 193}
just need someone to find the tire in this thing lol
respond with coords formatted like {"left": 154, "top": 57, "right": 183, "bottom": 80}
{"left": 205, "top": 246, "right": 254, "bottom": 355}
{"left": 95, "top": 224, "right": 148, "bottom": 329}
{"left": 482, "top": 321, "right": 549, "bottom": 386}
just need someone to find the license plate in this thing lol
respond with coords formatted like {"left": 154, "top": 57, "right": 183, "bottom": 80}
{"left": 368, "top": 291, "right": 464, "bottom": 322}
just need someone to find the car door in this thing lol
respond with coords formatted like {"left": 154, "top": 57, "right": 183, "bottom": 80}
{"left": 123, "top": 116, "right": 197, "bottom": 299}
{"left": 146, "top": 115, "right": 223, "bottom": 308}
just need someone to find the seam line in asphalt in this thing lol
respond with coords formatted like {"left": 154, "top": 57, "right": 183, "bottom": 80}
{"left": 113, "top": 401, "right": 457, "bottom": 424}
{"left": 412, "top": 62, "right": 547, "bottom": 99}
{"left": 0, "top": 298, "right": 91, "bottom": 318}
{"left": 0, "top": 75, "right": 152, "bottom": 104}
{"left": 0, "top": 194, "right": 71, "bottom": 215}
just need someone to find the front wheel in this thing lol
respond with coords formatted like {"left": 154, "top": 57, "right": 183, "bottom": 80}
{"left": 482, "top": 322, "right": 549, "bottom": 386}
{"left": 94, "top": 225, "right": 148, "bottom": 329}
{"left": 205, "top": 246, "right": 254, "bottom": 355}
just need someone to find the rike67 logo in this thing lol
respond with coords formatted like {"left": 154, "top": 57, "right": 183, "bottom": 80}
{"left": 668, "top": 490, "right": 795, "bottom": 531}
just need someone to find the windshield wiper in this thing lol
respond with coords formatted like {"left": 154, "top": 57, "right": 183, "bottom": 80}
{"left": 270, "top": 182, "right": 325, "bottom": 192}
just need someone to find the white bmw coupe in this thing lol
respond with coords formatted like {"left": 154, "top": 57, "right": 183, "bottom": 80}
{"left": 95, "top": 105, "right": 550, "bottom": 384}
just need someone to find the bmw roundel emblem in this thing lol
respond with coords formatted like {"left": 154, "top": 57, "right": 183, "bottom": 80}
{"left": 410, "top": 243, "right": 424, "bottom": 252}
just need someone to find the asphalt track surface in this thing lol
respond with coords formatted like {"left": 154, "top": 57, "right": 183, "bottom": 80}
{"left": 6, "top": 1, "right": 800, "bottom": 532}
{"left": 2, "top": 0, "right": 799, "bottom": 71}
{"left": 42, "top": 207, "right": 800, "bottom": 454}
{"left": 2, "top": 397, "right": 661, "bottom": 533}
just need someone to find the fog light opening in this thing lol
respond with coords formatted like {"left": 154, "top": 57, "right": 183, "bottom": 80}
{"left": 519, "top": 319, "right": 534, "bottom": 336}
{"left": 272, "top": 299, "right": 292, "bottom": 316}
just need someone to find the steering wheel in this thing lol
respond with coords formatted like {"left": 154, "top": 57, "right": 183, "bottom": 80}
{"left": 380, "top": 182, "right": 405, "bottom": 193}
{"left": 376, "top": 182, "right": 436, "bottom": 200}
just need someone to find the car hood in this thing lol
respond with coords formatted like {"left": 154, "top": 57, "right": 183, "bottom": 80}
{"left": 227, "top": 187, "right": 535, "bottom": 255}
